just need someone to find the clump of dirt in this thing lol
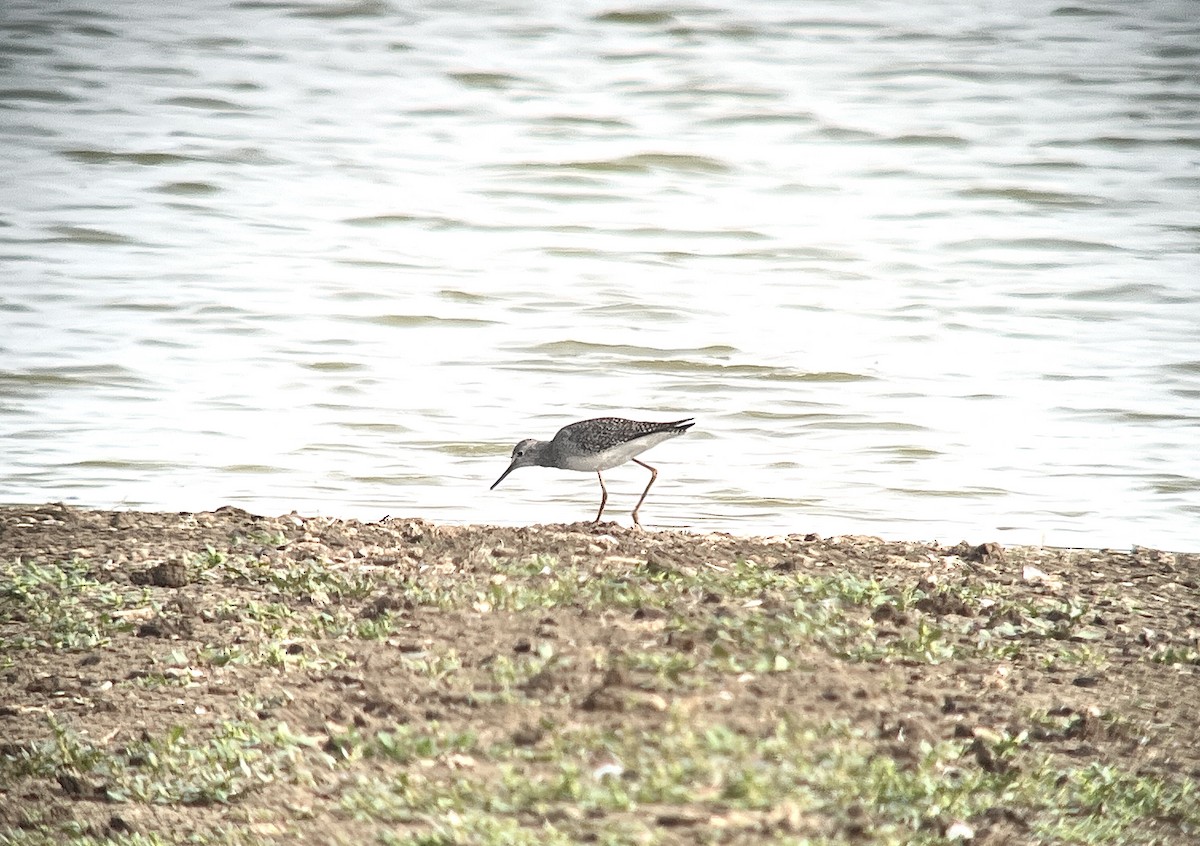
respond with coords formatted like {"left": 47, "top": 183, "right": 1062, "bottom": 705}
{"left": 1, "top": 503, "right": 1198, "bottom": 845}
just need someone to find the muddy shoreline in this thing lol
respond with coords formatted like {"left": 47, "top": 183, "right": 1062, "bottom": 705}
{"left": 2, "top": 503, "right": 1198, "bottom": 844}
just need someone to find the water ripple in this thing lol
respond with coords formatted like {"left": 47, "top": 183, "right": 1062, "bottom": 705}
{"left": 504, "top": 153, "right": 730, "bottom": 174}
{"left": 1, "top": 0, "right": 1197, "bottom": 550}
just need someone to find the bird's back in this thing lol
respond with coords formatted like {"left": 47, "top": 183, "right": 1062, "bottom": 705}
{"left": 551, "top": 417, "right": 694, "bottom": 471}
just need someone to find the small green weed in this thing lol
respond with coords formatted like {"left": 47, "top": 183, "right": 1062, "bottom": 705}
{"left": 2, "top": 714, "right": 326, "bottom": 806}
{"left": 0, "top": 559, "right": 147, "bottom": 651}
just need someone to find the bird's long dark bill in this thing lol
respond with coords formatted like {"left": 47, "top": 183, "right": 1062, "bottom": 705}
{"left": 490, "top": 462, "right": 517, "bottom": 490}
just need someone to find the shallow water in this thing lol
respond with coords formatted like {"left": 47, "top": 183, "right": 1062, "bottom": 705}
{"left": 2, "top": 0, "right": 1199, "bottom": 549}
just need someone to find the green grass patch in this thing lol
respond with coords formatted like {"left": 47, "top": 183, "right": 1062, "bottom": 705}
{"left": 1, "top": 714, "right": 329, "bottom": 807}
{"left": 334, "top": 713, "right": 1200, "bottom": 845}
{"left": 198, "top": 553, "right": 376, "bottom": 601}
{"left": 0, "top": 559, "right": 149, "bottom": 651}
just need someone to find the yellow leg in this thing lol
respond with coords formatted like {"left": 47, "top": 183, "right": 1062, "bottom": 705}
{"left": 592, "top": 471, "right": 608, "bottom": 523}
{"left": 631, "top": 459, "right": 658, "bottom": 526}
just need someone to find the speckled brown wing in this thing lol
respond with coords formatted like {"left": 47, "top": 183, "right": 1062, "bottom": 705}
{"left": 555, "top": 418, "right": 694, "bottom": 454}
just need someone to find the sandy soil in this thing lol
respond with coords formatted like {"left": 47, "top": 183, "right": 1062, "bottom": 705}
{"left": 1, "top": 503, "right": 1198, "bottom": 845}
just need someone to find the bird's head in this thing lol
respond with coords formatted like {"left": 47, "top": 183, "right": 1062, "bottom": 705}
{"left": 490, "top": 438, "right": 541, "bottom": 489}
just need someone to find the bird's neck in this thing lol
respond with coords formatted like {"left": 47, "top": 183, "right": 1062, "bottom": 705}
{"left": 531, "top": 440, "right": 557, "bottom": 467}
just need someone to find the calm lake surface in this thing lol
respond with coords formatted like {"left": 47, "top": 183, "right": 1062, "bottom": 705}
{"left": 2, "top": 1, "right": 1199, "bottom": 550}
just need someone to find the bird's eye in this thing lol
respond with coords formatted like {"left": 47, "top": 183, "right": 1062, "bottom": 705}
{"left": 515, "top": 449, "right": 525, "bottom": 457}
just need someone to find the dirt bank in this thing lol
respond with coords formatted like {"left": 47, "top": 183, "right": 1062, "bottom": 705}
{"left": 1, "top": 504, "right": 1198, "bottom": 844}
